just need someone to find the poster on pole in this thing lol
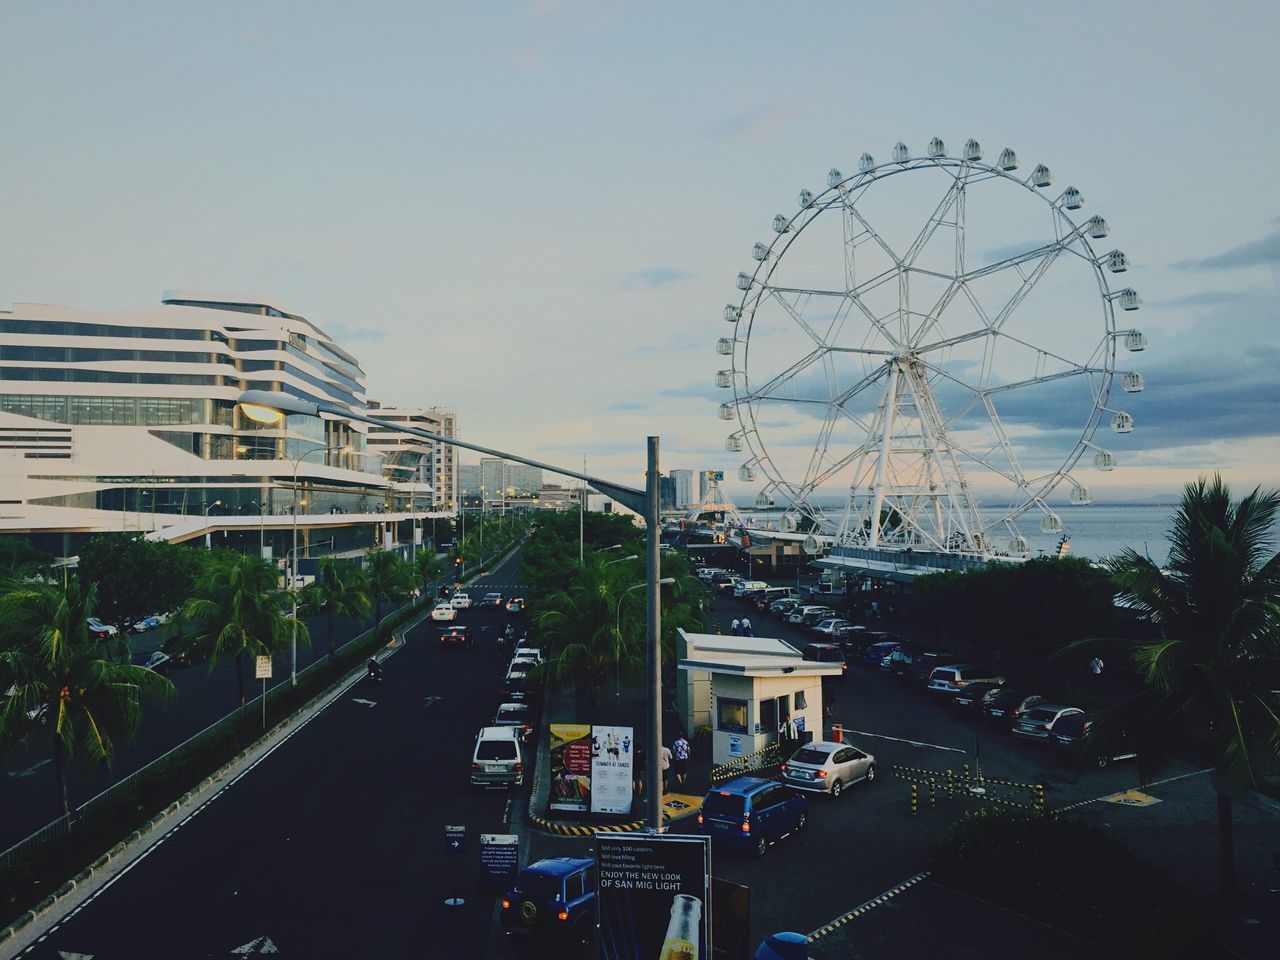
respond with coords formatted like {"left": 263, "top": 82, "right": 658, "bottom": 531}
{"left": 589, "top": 725, "right": 634, "bottom": 815}
{"left": 548, "top": 723, "right": 592, "bottom": 812}
{"left": 597, "top": 833, "right": 711, "bottom": 960}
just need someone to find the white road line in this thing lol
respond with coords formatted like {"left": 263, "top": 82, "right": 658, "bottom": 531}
{"left": 1053, "top": 766, "right": 1214, "bottom": 813}
{"left": 840, "top": 729, "right": 966, "bottom": 754}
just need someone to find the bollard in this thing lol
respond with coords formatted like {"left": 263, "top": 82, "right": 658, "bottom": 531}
{"left": 929, "top": 778, "right": 936, "bottom": 808}
{"left": 911, "top": 783, "right": 918, "bottom": 816}
{"left": 832, "top": 723, "right": 843, "bottom": 743}
{"left": 1035, "top": 784, "right": 1045, "bottom": 813}
{"left": 946, "top": 768, "right": 953, "bottom": 800}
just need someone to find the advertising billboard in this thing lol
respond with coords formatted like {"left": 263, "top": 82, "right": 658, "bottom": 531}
{"left": 549, "top": 723, "right": 593, "bottom": 812}
{"left": 597, "top": 833, "right": 711, "bottom": 960}
{"left": 589, "top": 725, "right": 634, "bottom": 815}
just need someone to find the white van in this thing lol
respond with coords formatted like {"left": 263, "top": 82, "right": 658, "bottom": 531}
{"left": 471, "top": 726, "right": 523, "bottom": 789}
{"left": 733, "top": 580, "right": 770, "bottom": 597}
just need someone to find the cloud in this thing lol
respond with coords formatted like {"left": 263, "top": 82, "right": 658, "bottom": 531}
{"left": 623, "top": 267, "right": 694, "bottom": 290}
{"left": 324, "top": 322, "right": 387, "bottom": 344}
{"left": 242, "top": 28, "right": 267, "bottom": 44}
{"left": 510, "top": 49, "right": 541, "bottom": 71}
{"left": 607, "top": 400, "right": 648, "bottom": 412}
{"left": 1174, "top": 230, "right": 1280, "bottom": 271}
{"left": 712, "top": 100, "right": 809, "bottom": 143}
{"left": 1147, "top": 290, "right": 1258, "bottom": 308}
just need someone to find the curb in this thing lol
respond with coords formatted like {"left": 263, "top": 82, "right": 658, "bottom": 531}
{"left": 0, "top": 612, "right": 428, "bottom": 951}
{"left": 807, "top": 871, "right": 931, "bottom": 941}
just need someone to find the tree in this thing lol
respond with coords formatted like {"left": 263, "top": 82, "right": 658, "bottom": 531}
{"left": 0, "top": 536, "right": 50, "bottom": 578}
{"left": 363, "top": 551, "right": 414, "bottom": 627}
{"left": 301, "top": 558, "right": 371, "bottom": 663}
{"left": 1093, "top": 476, "right": 1280, "bottom": 899}
{"left": 181, "top": 552, "right": 305, "bottom": 709}
{"left": 415, "top": 549, "right": 444, "bottom": 599}
{"left": 79, "top": 534, "right": 201, "bottom": 635}
{"left": 0, "top": 578, "right": 174, "bottom": 815}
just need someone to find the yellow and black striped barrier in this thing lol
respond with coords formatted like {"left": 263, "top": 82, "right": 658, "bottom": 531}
{"left": 527, "top": 809, "right": 647, "bottom": 837}
{"left": 893, "top": 764, "right": 1046, "bottom": 816}
{"left": 710, "top": 743, "right": 780, "bottom": 785}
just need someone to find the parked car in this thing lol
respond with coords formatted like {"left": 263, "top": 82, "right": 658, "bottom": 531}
{"left": 481, "top": 592, "right": 504, "bottom": 608}
{"left": 788, "top": 605, "right": 833, "bottom": 626}
{"left": 500, "top": 857, "right": 595, "bottom": 952}
{"left": 697, "top": 567, "right": 726, "bottom": 582}
{"left": 431, "top": 602, "right": 457, "bottom": 622}
{"left": 861, "top": 640, "right": 900, "bottom": 668}
{"left": 984, "top": 691, "right": 1045, "bottom": 725}
{"left": 780, "top": 740, "right": 876, "bottom": 797}
{"left": 952, "top": 681, "right": 1004, "bottom": 714}
{"left": 494, "top": 702, "right": 534, "bottom": 740}
{"left": 755, "top": 587, "right": 799, "bottom": 611}
{"left": 471, "top": 726, "right": 524, "bottom": 789}
{"left": 696, "top": 776, "right": 807, "bottom": 857}
{"left": 902, "top": 649, "right": 958, "bottom": 687}
{"left": 86, "top": 617, "right": 117, "bottom": 638}
{"left": 802, "top": 643, "right": 848, "bottom": 680}
{"left": 440, "top": 625, "right": 473, "bottom": 649}
{"left": 161, "top": 634, "right": 201, "bottom": 667}
{"left": 733, "top": 580, "right": 769, "bottom": 598}
{"left": 1051, "top": 713, "right": 1139, "bottom": 768}
{"left": 500, "top": 672, "right": 539, "bottom": 703}
{"left": 769, "top": 598, "right": 801, "bottom": 617}
{"left": 129, "top": 615, "right": 161, "bottom": 634}
{"left": 710, "top": 572, "right": 735, "bottom": 586}
{"left": 130, "top": 650, "right": 171, "bottom": 674}
{"left": 718, "top": 577, "right": 745, "bottom": 595}
{"left": 505, "top": 597, "right": 526, "bottom": 614}
{"left": 1012, "top": 704, "right": 1084, "bottom": 741}
{"left": 450, "top": 592, "right": 473, "bottom": 609}
{"left": 927, "top": 664, "right": 1005, "bottom": 694}
{"left": 813, "top": 618, "right": 854, "bottom": 637}
{"left": 3, "top": 685, "right": 49, "bottom": 728}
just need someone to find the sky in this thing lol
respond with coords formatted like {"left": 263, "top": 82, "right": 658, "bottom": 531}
{"left": 2, "top": 0, "right": 1278, "bottom": 508}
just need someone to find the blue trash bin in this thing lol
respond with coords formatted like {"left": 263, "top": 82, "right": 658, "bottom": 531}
{"left": 754, "top": 931, "right": 808, "bottom": 960}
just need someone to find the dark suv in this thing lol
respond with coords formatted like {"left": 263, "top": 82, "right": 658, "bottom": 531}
{"left": 501, "top": 857, "right": 595, "bottom": 953}
{"left": 802, "top": 643, "right": 848, "bottom": 681}
{"left": 697, "top": 776, "right": 807, "bottom": 857}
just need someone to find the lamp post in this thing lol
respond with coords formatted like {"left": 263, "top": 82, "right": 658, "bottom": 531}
{"left": 236, "top": 390, "right": 665, "bottom": 832}
{"left": 616, "top": 577, "right": 674, "bottom": 704}
{"left": 203, "top": 499, "right": 223, "bottom": 549}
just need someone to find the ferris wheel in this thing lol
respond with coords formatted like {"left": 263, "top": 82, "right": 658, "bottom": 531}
{"left": 715, "top": 137, "right": 1148, "bottom": 558}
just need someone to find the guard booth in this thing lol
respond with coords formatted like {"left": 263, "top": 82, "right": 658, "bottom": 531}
{"left": 675, "top": 631, "right": 843, "bottom": 766}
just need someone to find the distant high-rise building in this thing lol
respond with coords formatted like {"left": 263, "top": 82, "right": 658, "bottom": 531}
{"left": 659, "top": 476, "right": 676, "bottom": 510}
{"left": 365, "top": 405, "right": 458, "bottom": 509}
{"left": 478, "top": 458, "right": 543, "bottom": 500}
{"left": 458, "top": 464, "right": 481, "bottom": 497}
{"left": 670, "top": 469, "right": 693, "bottom": 509}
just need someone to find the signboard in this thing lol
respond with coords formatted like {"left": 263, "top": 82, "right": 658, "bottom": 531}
{"left": 479, "top": 833, "right": 519, "bottom": 894}
{"left": 549, "top": 723, "right": 593, "bottom": 812}
{"left": 444, "top": 824, "right": 466, "bottom": 855}
{"left": 597, "top": 833, "right": 711, "bottom": 960}
{"left": 708, "top": 470, "right": 724, "bottom": 482}
{"left": 728, "top": 735, "right": 743, "bottom": 757}
{"left": 254, "top": 656, "right": 272, "bottom": 679}
{"left": 590, "top": 725, "right": 634, "bottom": 815}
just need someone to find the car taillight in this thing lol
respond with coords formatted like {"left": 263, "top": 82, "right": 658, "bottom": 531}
{"left": 513, "top": 762, "right": 523, "bottom": 772}
{"left": 523, "top": 724, "right": 531, "bottom": 734}
{"left": 558, "top": 910, "right": 569, "bottom": 921}
{"left": 817, "top": 769, "right": 828, "bottom": 778}
{"left": 472, "top": 763, "right": 482, "bottom": 771}
{"left": 779, "top": 764, "right": 787, "bottom": 772}
{"left": 697, "top": 813, "right": 704, "bottom": 825}
{"left": 501, "top": 899, "right": 510, "bottom": 910}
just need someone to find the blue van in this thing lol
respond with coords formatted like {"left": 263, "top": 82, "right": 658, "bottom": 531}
{"left": 697, "top": 776, "right": 808, "bottom": 857}
{"left": 862, "top": 640, "right": 900, "bottom": 668}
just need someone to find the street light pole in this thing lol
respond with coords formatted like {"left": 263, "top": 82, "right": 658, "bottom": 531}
{"left": 236, "top": 391, "right": 664, "bottom": 830}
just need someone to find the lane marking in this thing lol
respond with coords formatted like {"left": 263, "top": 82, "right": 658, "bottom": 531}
{"left": 1053, "top": 766, "right": 1212, "bottom": 814}
{"left": 807, "top": 871, "right": 931, "bottom": 941}
{"left": 840, "top": 729, "right": 966, "bottom": 754}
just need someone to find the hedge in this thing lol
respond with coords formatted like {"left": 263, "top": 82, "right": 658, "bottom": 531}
{"left": 928, "top": 811, "right": 1215, "bottom": 955}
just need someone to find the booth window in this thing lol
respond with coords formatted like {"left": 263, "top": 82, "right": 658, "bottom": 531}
{"left": 717, "top": 697, "right": 748, "bottom": 733}
{"left": 795, "top": 690, "right": 808, "bottom": 710}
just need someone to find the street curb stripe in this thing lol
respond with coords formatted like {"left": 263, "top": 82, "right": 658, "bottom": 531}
{"left": 525, "top": 810, "right": 648, "bottom": 837}
{"left": 806, "top": 871, "right": 931, "bottom": 942}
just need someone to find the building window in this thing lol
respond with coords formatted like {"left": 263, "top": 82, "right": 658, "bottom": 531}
{"left": 795, "top": 690, "right": 807, "bottom": 710}
{"left": 717, "top": 697, "right": 747, "bottom": 734}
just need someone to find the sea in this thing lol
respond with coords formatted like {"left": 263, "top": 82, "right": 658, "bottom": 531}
{"left": 732, "top": 502, "right": 1186, "bottom": 564}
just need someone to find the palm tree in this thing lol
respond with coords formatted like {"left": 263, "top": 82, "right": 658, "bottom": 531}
{"left": 302, "top": 558, "right": 371, "bottom": 663}
{"left": 364, "top": 550, "right": 414, "bottom": 629}
{"left": 181, "top": 552, "right": 305, "bottom": 709}
{"left": 415, "top": 549, "right": 444, "bottom": 600}
{"left": 0, "top": 578, "right": 174, "bottom": 815}
{"left": 1101, "top": 475, "right": 1280, "bottom": 898}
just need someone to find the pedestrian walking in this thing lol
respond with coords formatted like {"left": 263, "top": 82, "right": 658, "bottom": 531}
{"left": 778, "top": 712, "right": 798, "bottom": 761}
{"left": 870, "top": 599, "right": 880, "bottom": 620}
{"left": 672, "top": 732, "right": 690, "bottom": 787}
{"left": 730, "top": 618, "right": 741, "bottom": 636}
{"left": 660, "top": 743, "right": 673, "bottom": 794}
{"left": 634, "top": 746, "right": 646, "bottom": 798}
{"left": 741, "top": 617, "right": 753, "bottom": 637}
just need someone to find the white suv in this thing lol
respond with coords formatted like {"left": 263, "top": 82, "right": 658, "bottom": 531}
{"left": 471, "top": 726, "right": 523, "bottom": 788}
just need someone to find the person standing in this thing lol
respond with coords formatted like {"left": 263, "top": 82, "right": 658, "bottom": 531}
{"left": 730, "top": 618, "right": 741, "bottom": 636}
{"left": 660, "top": 743, "right": 673, "bottom": 794}
{"left": 778, "top": 712, "right": 798, "bottom": 760}
{"left": 671, "top": 732, "right": 690, "bottom": 788}
{"left": 741, "top": 616, "right": 753, "bottom": 637}
{"left": 634, "top": 745, "right": 646, "bottom": 798}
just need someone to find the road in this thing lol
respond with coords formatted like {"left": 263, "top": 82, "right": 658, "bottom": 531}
{"left": 6, "top": 554, "right": 532, "bottom": 959}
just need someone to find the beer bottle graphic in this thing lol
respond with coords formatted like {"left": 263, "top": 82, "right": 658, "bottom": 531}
{"left": 657, "top": 893, "right": 701, "bottom": 960}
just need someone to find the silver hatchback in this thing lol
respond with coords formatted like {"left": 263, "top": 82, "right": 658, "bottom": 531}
{"left": 780, "top": 740, "right": 876, "bottom": 797}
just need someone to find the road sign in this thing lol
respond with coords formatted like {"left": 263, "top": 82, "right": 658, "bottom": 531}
{"left": 254, "top": 656, "right": 272, "bottom": 679}
{"left": 445, "top": 824, "right": 466, "bottom": 855}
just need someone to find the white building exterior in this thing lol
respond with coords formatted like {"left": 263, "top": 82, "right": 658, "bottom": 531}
{"left": 670, "top": 469, "right": 694, "bottom": 510}
{"left": 365, "top": 405, "right": 458, "bottom": 510}
{"left": 0, "top": 291, "right": 451, "bottom": 551}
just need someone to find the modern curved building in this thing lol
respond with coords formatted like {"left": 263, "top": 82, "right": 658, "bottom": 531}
{"left": 0, "top": 291, "right": 444, "bottom": 554}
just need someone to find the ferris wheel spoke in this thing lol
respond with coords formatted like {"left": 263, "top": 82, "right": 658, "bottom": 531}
{"left": 843, "top": 200, "right": 903, "bottom": 268}
{"left": 901, "top": 172, "right": 966, "bottom": 267}
{"left": 961, "top": 240, "right": 1064, "bottom": 284}
{"left": 988, "top": 248, "right": 1063, "bottom": 334}
{"left": 763, "top": 290, "right": 835, "bottom": 350}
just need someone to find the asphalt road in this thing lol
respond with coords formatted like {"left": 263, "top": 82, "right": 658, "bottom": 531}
{"left": 7, "top": 554, "right": 532, "bottom": 959}
{"left": 0, "top": 600, "right": 419, "bottom": 851}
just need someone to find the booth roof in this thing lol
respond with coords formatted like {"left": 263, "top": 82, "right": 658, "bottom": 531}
{"left": 676, "top": 631, "right": 843, "bottom": 678}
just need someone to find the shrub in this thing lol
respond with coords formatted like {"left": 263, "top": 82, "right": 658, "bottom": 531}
{"left": 929, "top": 812, "right": 1215, "bottom": 955}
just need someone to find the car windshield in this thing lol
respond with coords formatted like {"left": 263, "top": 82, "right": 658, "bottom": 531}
{"left": 476, "top": 740, "right": 517, "bottom": 760}
{"left": 497, "top": 707, "right": 528, "bottom": 723}
{"left": 1023, "top": 708, "right": 1058, "bottom": 723}
{"left": 701, "top": 793, "right": 746, "bottom": 817}
{"left": 789, "top": 748, "right": 831, "bottom": 766}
